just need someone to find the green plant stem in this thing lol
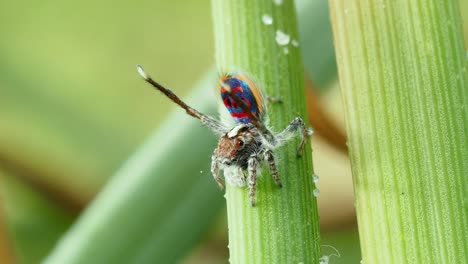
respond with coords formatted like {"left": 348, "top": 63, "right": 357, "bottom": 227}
{"left": 212, "top": 0, "right": 320, "bottom": 263}
{"left": 329, "top": 0, "right": 468, "bottom": 263}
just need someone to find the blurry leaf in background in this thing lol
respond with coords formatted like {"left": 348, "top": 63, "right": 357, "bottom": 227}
{"left": 0, "top": 170, "right": 74, "bottom": 264}
{"left": 0, "top": 0, "right": 214, "bottom": 262}
{"left": 299, "top": 1, "right": 336, "bottom": 90}
{"left": 0, "top": 0, "right": 215, "bottom": 195}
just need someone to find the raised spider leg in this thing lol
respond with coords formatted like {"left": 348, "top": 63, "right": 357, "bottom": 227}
{"left": 137, "top": 65, "right": 228, "bottom": 135}
{"left": 276, "top": 117, "right": 313, "bottom": 156}
{"left": 247, "top": 154, "right": 258, "bottom": 207}
{"left": 210, "top": 157, "right": 225, "bottom": 190}
{"left": 264, "top": 150, "right": 282, "bottom": 188}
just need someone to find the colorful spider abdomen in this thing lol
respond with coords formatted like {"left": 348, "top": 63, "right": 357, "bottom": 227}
{"left": 219, "top": 74, "right": 265, "bottom": 124}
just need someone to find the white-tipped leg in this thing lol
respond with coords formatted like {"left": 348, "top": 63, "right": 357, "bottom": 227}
{"left": 137, "top": 65, "right": 229, "bottom": 135}
{"left": 136, "top": 65, "right": 149, "bottom": 80}
{"left": 211, "top": 158, "right": 224, "bottom": 190}
{"left": 247, "top": 155, "right": 258, "bottom": 207}
{"left": 264, "top": 150, "right": 282, "bottom": 187}
{"left": 276, "top": 117, "right": 311, "bottom": 156}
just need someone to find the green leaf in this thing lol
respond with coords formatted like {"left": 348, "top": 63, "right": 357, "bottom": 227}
{"left": 0, "top": 171, "right": 74, "bottom": 264}
{"left": 329, "top": 0, "right": 468, "bottom": 263}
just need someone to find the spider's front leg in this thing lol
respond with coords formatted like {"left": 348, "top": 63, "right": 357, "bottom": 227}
{"left": 276, "top": 117, "right": 313, "bottom": 156}
{"left": 210, "top": 157, "right": 225, "bottom": 190}
{"left": 247, "top": 154, "right": 258, "bottom": 207}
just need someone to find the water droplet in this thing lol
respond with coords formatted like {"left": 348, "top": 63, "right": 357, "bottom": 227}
{"left": 313, "top": 188, "right": 320, "bottom": 197}
{"left": 273, "top": 0, "right": 283, "bottom": 5}
{"left": 262, "top": 14, "right": 273, "bottom": 25}
{"left": 200, "top": 170, "right": 203, "bottom": 174}
{"left": 275, "top": 30, "right": 290, "bottom": 46}
{"left": 319, "top": 256, "right": 329, "bottom": 264}
{"left": 313, "top": 174, "right": 319, "bottom": 183}
{"left": 291, "top": 39, "right": 299, "bottom": 47}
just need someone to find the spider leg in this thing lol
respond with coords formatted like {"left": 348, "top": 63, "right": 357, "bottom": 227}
{"left": 247, "top": 155, "right": 258, "bottom": 207}
{"left": 276, "top": 117, "right": 313, "bottom": 156}
{"left": 264, "top": 150, "right": 282, "bottom": 187}
{"left": 210, "top": 157, "right": 224, "bottom": 190}
{"left": 138, "top": 65, "right": 228, "bottom": 135}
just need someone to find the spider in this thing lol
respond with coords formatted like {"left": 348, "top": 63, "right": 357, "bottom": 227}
{"left": 137, "top": 65, "right": 312, "bottom": 206}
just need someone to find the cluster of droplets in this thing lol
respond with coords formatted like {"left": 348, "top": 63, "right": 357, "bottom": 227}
{"left": 312, "top": 173, "right": 320, "bottom": 197}
{"left": 260, "top": 0, "right": 300, "bottom": 55}
{"left": 275, "top": 30, "right": 299, "bottom": 55}
{"left": 313, "top": 174, "right": 319, "bottom": 183}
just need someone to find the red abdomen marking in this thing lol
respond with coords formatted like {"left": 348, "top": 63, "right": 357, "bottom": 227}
{"left": 219, "top": 74, "right": 264, "bottom": 124}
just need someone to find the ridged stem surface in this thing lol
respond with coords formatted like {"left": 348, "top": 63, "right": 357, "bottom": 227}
{"left": 212, "top": 0, "right": 320, "bottom": 263}
{"left": 329, "top": 0, "right": 468, "bottom": 263}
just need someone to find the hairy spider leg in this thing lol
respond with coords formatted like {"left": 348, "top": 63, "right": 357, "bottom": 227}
{"left": 210, "top": 157, "right": 225, "bottom": 190}
{"left": 221, "top": 80, "right": 276, "bottom": 143}
{"left": 264, "top": 150, "right": 282, "bottom": 187}
{"left": 137, "top": 65, "right": 228, "bottom": 135}
{"left": 275, "top": 117, "right": 313, "bottom": 156}
{"left": 247, "top": 154, "right": 258, "bottom": 206}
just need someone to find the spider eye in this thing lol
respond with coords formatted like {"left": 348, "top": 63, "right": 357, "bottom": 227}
{"left": 239, "top": 140, "right": 244, "bottom": 146}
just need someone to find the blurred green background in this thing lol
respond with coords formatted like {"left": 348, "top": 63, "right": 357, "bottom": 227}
{"left": 0, "top": 0, "right": 466, "bottom": 263}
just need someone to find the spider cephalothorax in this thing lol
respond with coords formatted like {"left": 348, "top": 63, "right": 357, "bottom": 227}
{"left": 212, "top": 124, "right": 262, "bottom": 186}
{"left": 137, "top": 65, "right": 312, "bottom": 206}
